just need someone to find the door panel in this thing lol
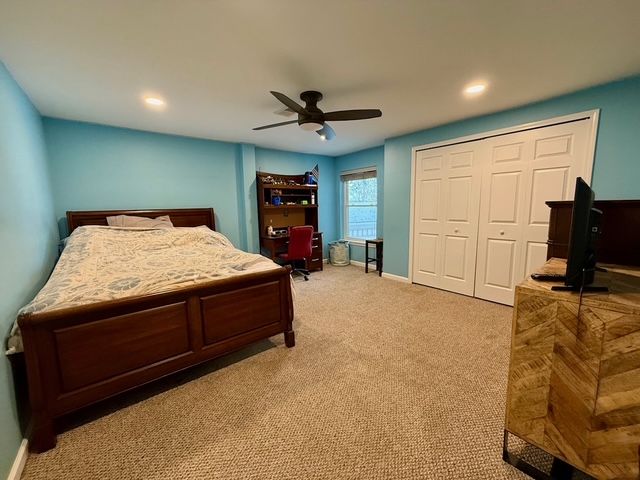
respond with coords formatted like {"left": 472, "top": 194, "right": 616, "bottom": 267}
{"left": 412, "top": 117, "right": 594, "bottom": 305}
{"left": 524, "top": 241, "right": 549, "bottom": 278}
{"left": 417, "top": 234, "right": 438, "bottom": 277}
{"left": 529, "top": 167, "right": 569, "bottom": 224}
{"left": 420, "top": 179, "right": 440, "bottom": 220}
{"left": 447, "top": 176, "right": 472, "bottom": 221}
{"left": 412, "top": 143, "right": 483, "bottom": 295}
{"left": 443, "top": 236, "right": 467, "bottom": 280}
{"left": 474, "top": 119, "right": 592, "bottom": 305}
{"left": 488, "top": 172, "right": 521, "bottom": 223}
{"left": 475, "top": 132, "right": 530, "bottom": 305}
{"left": 484, "top": 239, "right": 516, "bottom": 289}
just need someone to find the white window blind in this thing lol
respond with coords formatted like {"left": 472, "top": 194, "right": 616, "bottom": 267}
{"left": 342, "top": 168, "right": 377, "bottom": 241}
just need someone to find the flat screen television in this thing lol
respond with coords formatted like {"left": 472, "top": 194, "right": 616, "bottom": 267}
{"left": 552, "top": 177, "right": 606, "bottom": 292}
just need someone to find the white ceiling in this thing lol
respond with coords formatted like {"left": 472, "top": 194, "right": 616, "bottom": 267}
{"left": 1, "top": 1, "right": 640, "bottom": 156}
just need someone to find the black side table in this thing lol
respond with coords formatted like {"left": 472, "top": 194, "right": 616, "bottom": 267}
{"left": 365, "top": 239, "right": 383, "bottom": 276}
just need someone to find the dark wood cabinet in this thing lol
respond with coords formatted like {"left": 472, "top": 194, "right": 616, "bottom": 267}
{"left": 257, "top": 171, "right": 323, "bottom": 271}
{"left": 546, "top": 199, "right": 640, "bottom": 266}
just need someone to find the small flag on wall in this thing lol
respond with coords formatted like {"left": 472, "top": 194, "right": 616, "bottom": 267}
{"left": 311, "top": 164, "right": 319, "bottom": 181}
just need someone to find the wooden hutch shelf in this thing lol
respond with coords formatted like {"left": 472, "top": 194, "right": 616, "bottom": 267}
{"left": 257, "top": 171, "right": 323, "bottom": 272}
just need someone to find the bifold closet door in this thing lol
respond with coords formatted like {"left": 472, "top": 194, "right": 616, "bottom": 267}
{"left": 474, "top": 119, "right": 593, "bottom": 305}
{"left": 412, "top": 143, "right": 483, "bottom": 296}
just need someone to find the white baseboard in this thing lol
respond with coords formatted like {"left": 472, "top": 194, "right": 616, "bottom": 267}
{"left": 348, "top": 259, "right": 377, "bottom": 271}
{"left": 382, "top": 271, "right": 410, "bottom": 283}
{"left": 7, "top": 439, "right": 28, "bottom": 480}
{"left": 327, "top": 259, "right": 409, "bottom": 282}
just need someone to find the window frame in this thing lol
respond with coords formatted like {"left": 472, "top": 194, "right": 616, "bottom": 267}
{"left": 341, "top": 167, "right": 378, "bottom": 244}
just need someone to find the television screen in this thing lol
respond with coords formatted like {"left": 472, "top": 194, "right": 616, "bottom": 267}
{"left": 563, "top": 177, "right": 601, "bottom": 288}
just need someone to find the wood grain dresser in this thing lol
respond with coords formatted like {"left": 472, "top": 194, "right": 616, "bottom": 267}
{"left": 505, "top": 258, "right": 640, "bottom": 479}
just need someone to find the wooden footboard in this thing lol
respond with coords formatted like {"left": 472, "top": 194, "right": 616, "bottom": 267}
{"left": 19, "top": 266, "right": 294, "bottom": 452}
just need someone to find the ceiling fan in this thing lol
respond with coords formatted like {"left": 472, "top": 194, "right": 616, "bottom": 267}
{"left": 253, "top": 91, "right": 382, "bottom": 141}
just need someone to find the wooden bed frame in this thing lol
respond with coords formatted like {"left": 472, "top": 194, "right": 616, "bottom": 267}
{"left": 18, "top": 208, "right": 294, "bottom": 452}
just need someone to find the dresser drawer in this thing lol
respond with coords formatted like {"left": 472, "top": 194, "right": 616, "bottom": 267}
{"left": 309, "top": 233, "right": 323, "bottom": 271}
{"left": 308, "top": 256, "right": 323, "bottom": 271}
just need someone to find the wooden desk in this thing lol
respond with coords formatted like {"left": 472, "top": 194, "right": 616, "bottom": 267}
{"left": 505, "top": 258, "right": 640, "bottom": 479}
{"left": 260, "top": 232, "right": 323, "bottom": 272}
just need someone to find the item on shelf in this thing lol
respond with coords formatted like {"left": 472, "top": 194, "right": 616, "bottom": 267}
{"left": 273, "top": 196, "right": 282, "bottom": 206}
{"left": 267, "top": 220, "right": 274, "bottom": 236}
{"left": 301, "top": 200, "right": 308, "bottom": 205}
{"left": 261, "top": 175, "right": 275, "bottom": 184}
{"left": 304, "top": 171, "right": 317, "bottom": 185}
{"left": 311, "top": 192, "right": 315, "bottom": 205}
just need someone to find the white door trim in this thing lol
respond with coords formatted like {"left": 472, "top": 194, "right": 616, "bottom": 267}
{"left": 408, "top": 109, "right": 600, "bottom": 283}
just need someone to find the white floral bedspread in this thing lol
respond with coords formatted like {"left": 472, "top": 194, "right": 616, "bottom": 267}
{"left": 8, "top": 226, "right": 284, "bottom": 353}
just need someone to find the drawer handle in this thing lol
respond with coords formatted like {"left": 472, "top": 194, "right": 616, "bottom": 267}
{"left": 312, "top": 258, "right": 321, "bottom": 262}
{"left": 500, "top": 230, "right": 505, "bottom": 235}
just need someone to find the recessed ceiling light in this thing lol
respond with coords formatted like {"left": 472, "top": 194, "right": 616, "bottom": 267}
{"left": 464, "top": 82, "right": 488, "bottom": 97}
{"left": 142, "top": 95, "right": 166, "bottom": 109}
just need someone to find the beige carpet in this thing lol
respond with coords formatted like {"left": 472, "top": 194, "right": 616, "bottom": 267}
{"left": 22, "top": 265, "right": 531, "bottom": 480}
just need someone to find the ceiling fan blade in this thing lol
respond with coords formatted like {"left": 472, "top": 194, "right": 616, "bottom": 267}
{"left": 270, "top": 91, "right": 307, "bottom": 115}
{"left": 274, "top": 107, "right": 296, "bottom": 117}
{"left": 317, "top": 123, "right": 335, "bottom": 141}
{"left": 253, "top": 120, "right": 298, "bottom": 131}
{"left": 322, "top": 109, "right": 382, "bottom": 121}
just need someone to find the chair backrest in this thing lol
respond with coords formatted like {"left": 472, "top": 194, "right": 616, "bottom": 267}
{"left": 288, "top": 226, "right": 314, "bottom": 259}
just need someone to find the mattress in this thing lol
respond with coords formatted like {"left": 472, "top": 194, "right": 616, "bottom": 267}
{"left": 8, "top": 226, "right": 284, "bottom": 353}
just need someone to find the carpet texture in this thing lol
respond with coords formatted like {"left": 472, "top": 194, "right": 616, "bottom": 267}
{"left": 22, "top": 265, "right": 530, "bottom": 479}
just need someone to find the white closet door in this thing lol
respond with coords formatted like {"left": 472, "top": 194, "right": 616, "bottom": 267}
{"left": 474, "top": 119, "right": 593, "bottom": 305}
{"left": 412, "top": 143, "right": 483, "bottom": 296}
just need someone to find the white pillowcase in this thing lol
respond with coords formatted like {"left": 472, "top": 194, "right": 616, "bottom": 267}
{"left": 106, "top": 214, "right": 174, "bottom": 228}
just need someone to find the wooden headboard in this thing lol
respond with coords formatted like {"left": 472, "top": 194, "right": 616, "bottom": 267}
{"left": 66, "top": 208, "right": 216, "bottom": 234}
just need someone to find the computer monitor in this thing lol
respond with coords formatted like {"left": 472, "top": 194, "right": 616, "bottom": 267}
{"left": 555, "top": 177, "right": 605, "bottom": 291}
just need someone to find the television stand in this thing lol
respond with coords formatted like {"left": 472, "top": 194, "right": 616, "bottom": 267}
{"left": 505, "top": 258, "right": 640, "bottom": 480}
{"left": 550, "top": 285, "right": 609, "bottom": 292}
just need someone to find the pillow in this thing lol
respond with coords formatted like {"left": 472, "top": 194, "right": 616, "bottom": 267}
{"left": 106, "top": 214, "right": 174, "bottom": 228}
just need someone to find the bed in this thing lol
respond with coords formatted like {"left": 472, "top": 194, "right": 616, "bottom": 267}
{"left": 16, "top": 208, "right": 294, "bottom": 453}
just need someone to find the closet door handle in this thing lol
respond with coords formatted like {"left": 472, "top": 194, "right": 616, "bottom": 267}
{"left": 500, "top": 230, "right": 505, "bottom": 236}
{"left": 454, "top": 228, "right": 459, "bottom": 233}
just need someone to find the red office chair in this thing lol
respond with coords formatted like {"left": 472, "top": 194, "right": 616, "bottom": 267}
{"left": 278, "top": 225, "right": 314, "bottom": 281}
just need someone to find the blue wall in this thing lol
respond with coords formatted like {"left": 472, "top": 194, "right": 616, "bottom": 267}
{"left": 383, "top": 75, "right": 640, "bottom": 278}
{"left": 255, "top": 147, "right": 338, "bottom": 250}
{"left": 43, "top": 118, "right": 246, "bottom": 245}
{"left": 0, "top": 64, "right": 59, "bottom": 478}
{"left": 334, "top": 146, "right": 384, "bottom": 262}
{"left": 42, "top": 120, "right": 339, "bottom": 253}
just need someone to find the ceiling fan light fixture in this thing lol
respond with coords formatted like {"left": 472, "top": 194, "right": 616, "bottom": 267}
{"left": 319, "top": 134, "right": 327, "bottom": 141}
{"left": 299, "top": 121, "right": 323, "bottom": 132}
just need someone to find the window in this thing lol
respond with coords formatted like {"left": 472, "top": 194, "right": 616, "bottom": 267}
{"left": 342, "top": 168, "right": 377, "bottom": 241}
